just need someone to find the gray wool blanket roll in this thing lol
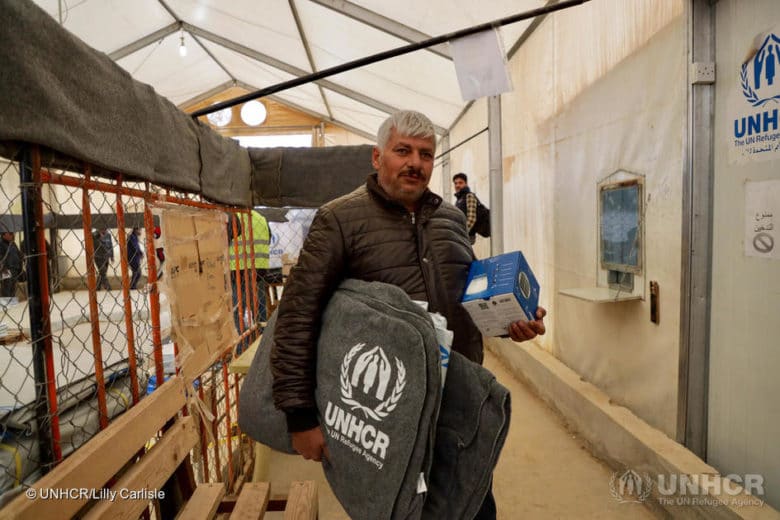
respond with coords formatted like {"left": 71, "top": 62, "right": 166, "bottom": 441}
{"left": 239, "top": 279, "right": 442, "bottom": 520}
{"left": 238, "top": 310, "right": 296, "bottom": 454}
{"left": 423, "top": 350, "right": 511, "bottom": 519}
{"left": 239, "top": 279, "right": 510, "bottom": 520}
{"left": 326, "top": 280, "right": 441, "bottom": 520}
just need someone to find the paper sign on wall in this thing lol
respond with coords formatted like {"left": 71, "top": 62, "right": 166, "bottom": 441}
{"left": 745, "top": 180, "right": 779, "bottom": 259}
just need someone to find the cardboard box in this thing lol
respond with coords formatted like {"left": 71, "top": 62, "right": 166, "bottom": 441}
{"left": 461, "top": 251, "right": 540, "bottom": 337}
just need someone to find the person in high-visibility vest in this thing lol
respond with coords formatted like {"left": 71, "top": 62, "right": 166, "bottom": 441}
{"left": 229, "top": 210, "right": 271, "bottom": 341}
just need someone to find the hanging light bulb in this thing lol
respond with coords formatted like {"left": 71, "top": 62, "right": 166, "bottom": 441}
{"left": 179, "top": 29, "right": 187, "bottom": 57}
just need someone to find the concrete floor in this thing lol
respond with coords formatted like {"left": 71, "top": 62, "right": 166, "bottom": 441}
{"left": 261, "top": 350, "right": 659, "bottom": 519}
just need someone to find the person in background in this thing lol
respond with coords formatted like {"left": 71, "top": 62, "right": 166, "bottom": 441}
{"left": 92, "top": 227, "right": 113, "bottom": 290}
{"left": 0, "top": 230, "right": 23, "bottom": 298}
{"left": 228, "top": 210, "right": 271, "bottom": 349}
{"left": 153, "top": 225, "right": 165, "bottom": 281}
{"left": 19, "top": 237, "right": 54, "bottom": 293}
{"left": 453, "top": 172, "right": 478, "bottom": 244}
{"left": 126, "top": 227, "right": 143, "bottom": 290}
{"left": 271, "top": 111, "right": 546, "bottom": 520}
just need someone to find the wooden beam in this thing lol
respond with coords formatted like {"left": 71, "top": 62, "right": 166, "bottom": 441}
{"left": 309, "top": 0, "right": 451, "bottom": 60}
{"left": 232, "top": 456, "right": 255, "bottom": 495}
{"left": 83, "top": 416, "right": 200, "bottom": 520}
{"left": 283, "top": 481, "right": 317, "bottom": 520}
{"left": 230, "top": 482, "right": 270, "bottom": 519}
{"left": 175, "top": 483, "right": 226, "bottom": 520}
{"left": 0, "top": 377, "right": 186, "bottom": 520}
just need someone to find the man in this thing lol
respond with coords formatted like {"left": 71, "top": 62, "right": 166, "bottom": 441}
{"left": 271, "top": 111, "right": 546, "bottom": 519}
{"left": 153, "top": 225, "right": 165, "bottom": 280}
{"left": 92, "top": 228, "right": 114, "bottom": 290}
{"left": 126, "top": 227, "right": 143, "bottom": 290}
{"left": 0, "top": 231, "right": 23, "bottom": 298}
{"left": 453, "top": 172, "right": 479, "bottom": 244}
{"left": 228, "top": 209, "right": 272, "bottom": 346}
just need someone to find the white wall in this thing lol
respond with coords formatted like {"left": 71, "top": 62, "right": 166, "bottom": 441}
{"left": 709, "top": 0, "right": 780, "bottom": 510}
{"left": 449, "top": 0, "right": 685, "bottom": 436}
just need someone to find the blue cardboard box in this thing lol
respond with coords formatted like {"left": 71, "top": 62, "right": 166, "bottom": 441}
{"left": 461, "top": 251, "right": 540, "bottom": 337}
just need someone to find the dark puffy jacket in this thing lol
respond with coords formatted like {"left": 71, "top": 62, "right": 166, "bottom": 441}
{"left": 272, "top": 174, "right": 481, "bottom": 415}
{"left": 0, "top": 239, "right": 23, "bottom": 277}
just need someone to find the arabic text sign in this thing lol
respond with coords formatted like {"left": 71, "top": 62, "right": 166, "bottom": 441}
{"left": 745, "top": 180, "right": 779, "bottom": 259}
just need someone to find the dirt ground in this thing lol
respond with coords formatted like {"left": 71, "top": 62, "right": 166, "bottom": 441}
{"left": 260, "top": 350, "right": 659, "bottom": 519}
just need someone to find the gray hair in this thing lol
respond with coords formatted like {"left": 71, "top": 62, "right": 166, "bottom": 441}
{"left": 376, "top": 111, "right": 436, "bottom": 151}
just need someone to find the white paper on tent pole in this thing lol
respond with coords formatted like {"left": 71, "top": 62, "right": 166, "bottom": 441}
{"left": 450, "top": 28, "right": 513, "bottom": 101}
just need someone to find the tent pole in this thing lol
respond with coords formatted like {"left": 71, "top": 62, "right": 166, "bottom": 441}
{"left": 488, "top": 95, "right": 504, "bottom": 256}
{"left": 190, "top": 0, "right": 590, "bottom": 118}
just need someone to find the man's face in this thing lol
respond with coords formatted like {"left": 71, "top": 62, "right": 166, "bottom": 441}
{"left": 372, "top": 128, "right": 435, "bottom": 211}
{"left": 453, "top": 178, "right": 467, "bottom": 192}
{"left": 1, "top": 232, "right": 12, "bottom": 242}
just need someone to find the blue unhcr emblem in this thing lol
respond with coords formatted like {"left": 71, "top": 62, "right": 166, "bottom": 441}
{"left": 741, "top": 33, "right": 780, "bottom": 107}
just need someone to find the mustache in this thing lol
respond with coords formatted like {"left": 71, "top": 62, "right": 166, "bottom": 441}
{"left": 400, "top": 168, "right": 424, "bottom": 178}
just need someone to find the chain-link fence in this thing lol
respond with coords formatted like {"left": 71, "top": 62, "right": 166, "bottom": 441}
{"left": 0, "top": 146, "right": 312, "bottom": 513}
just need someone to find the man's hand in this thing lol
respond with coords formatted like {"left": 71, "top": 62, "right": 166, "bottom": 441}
{"left": 508, "top": 306, "right": 547, "bottom": 342}
{"left": 291, "top": 426, "right": 330, "bottom": 462}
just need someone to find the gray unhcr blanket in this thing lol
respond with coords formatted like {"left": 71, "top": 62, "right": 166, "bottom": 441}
{"left": 239, "top": 279, "right": 510, "bottom": 520}
{"left": 318, "top": 280, "right": 442, "bottom": 520}
{"left": 239, "top": 279, "right": 441, "bottom": 520}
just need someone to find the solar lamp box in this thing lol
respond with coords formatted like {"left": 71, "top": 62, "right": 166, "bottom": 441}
{"left": 461, "top": 251, "right": 540, "bottom": 337}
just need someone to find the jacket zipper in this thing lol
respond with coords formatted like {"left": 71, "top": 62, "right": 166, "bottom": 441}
{"left": 411, "top": 210, "right": 434, "bottom": 306}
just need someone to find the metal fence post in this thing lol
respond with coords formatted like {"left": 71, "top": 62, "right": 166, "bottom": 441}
{"left": 19, "top": 146, "right": 60, "bottom": 469}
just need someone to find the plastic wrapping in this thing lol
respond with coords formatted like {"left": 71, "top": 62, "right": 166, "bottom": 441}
{"left": 412, "top": 301, "right": 453, "bottom": 388}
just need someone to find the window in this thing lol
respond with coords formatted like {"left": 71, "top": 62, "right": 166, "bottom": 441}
{"left": 599, "top": 179, "right": 642, "bottom": 274}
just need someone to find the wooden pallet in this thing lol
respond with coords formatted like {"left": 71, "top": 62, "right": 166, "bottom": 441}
{"left": 0, "top": 374, "right": 318, "bottom": 520}
{"left": 177, "top": 480, "right": 317, "bottom": 520}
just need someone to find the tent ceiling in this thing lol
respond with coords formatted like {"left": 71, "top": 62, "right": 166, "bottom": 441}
{"left": 33, "top": 0, "right": 547, "bottom": 139}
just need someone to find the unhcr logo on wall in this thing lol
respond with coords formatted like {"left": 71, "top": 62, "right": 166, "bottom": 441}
{"left": 730, "top": 32, "right": 780, "bottom": 163}
{"left": 741, "top": 33, "right": 780, "bottom": 107}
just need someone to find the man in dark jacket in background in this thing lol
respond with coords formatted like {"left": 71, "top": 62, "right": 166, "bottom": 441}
{"left": 453, "top": 172, "right": 478, "bottom": 244}
{"left": 126, "top": 227, "right": 143, "bottom": 290}
{"left": 271, "top": 111, "right": 546, "bottom": 519}
{"left": 92, "top": 228, "right": 113, "bottom": 290}
{"left": 0, "top": 231, "right": 23, "bottom": 298}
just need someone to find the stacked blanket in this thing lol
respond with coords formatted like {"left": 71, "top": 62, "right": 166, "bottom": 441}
{"left": 239, "top": 279, "right": 510, "bottom": 520}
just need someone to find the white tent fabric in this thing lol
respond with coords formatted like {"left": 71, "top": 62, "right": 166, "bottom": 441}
{"left": 31, "top": 0, "right": 547, "bottom": 138}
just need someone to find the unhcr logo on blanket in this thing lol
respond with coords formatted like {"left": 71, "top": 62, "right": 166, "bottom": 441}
{"left": 322, "top": 343, "right": 406, "bottom": 468}
{"left": 339, "top": 343, "right": 406, "bottom": 421}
